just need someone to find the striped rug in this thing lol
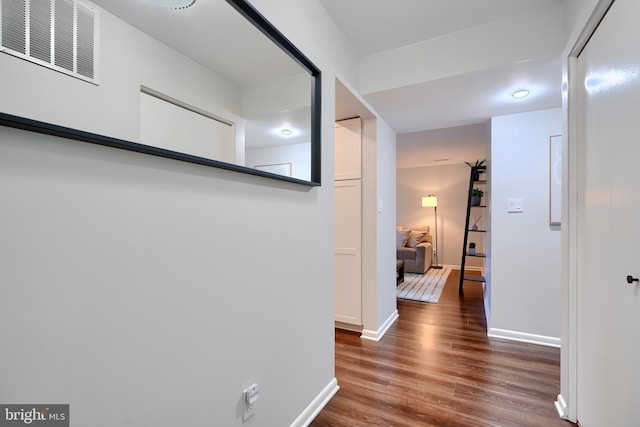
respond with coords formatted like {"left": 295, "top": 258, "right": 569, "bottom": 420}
{"left": 396, "top": 266, "right": 452, "bottom": 303}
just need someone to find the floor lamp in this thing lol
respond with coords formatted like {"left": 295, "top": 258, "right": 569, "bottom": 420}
{"left": 422, "top": 195, "right": 442, "bottom": 269}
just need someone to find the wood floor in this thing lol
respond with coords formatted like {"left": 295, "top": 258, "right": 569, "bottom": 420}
{"left": 310, "top": 269, "right": 576, "bottom": 427}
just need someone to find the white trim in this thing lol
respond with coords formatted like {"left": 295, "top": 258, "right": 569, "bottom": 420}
{"left": 488, "top": 328, "right": 560, "bottom": 348}
{"left": 555, "top": 394, "right": 569, "bottom": 419}
{"left": 568, "top": 0, "right": 614, "bottom": 57}
{"left": 361, "top": 309, "right": 398, "bottom": 341}
{"left": 562, "top": 53, "right": 580, "bottom": 425}
{"left": 561, "top": 52, "right": 579, "bottom": 424}
{"left": 289, "top": 378, "right": 339, "bottom": 427}
{"left": 334, "top": 321, "right": 362, "bottom": 333}
{"left": 140, "top": 85, "right": 234, "bottom": 126}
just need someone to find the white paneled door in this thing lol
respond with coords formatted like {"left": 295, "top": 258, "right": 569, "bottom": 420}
{"left": 334, "top": 180, "right": 362, "bottom": 324}
{"left": 576, "top": 0, "right": 640, "bottom": 424}
{"left": 334, "top": 118, "right": 363, "bottom": 326}
{"left": 334, "top": 118, "right": 362, "bottom": 180}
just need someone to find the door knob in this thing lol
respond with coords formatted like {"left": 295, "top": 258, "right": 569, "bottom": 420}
{"left": 626, "top": 275, "right": 639, "bottom": 284}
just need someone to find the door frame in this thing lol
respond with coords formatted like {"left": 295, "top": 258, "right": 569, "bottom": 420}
{"left": 560, "top": 0, "right": 615, "bottom": 422}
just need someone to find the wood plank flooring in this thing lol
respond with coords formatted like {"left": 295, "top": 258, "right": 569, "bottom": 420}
{"left": 310, "top": 269, "right": 576, "bottom": 427}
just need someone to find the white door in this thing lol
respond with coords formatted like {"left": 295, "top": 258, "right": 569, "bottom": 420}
{"left": 334, "top": 118, "right": 362, "bottom": 180}
{"left": 576, "top": 0, "right": 640, "bottom": 424}
{"left": 334, "top": 180, "right": 362, "bottom": 324}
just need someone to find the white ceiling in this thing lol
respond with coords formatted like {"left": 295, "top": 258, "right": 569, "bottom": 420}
{"left": 318, "top": 0, "right": 565, "bottom": 57}
{"left": 92, "top": 0, "right": 567, "bottom": 150}
{"left": 319, "top": 0, "right": 567, "bottom": 134}
{"left": 92, "top": 0, "right": 302, "bottom": 88}
{"left": 365, "top": 55, "right": 562, "bottom": 133}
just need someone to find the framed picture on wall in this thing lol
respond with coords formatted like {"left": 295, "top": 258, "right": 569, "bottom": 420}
{"left": 549, "top": 135, "right": 562, "bottom": 225}
{"left": 254, "top": 163, "right": 292, "bottom": 177}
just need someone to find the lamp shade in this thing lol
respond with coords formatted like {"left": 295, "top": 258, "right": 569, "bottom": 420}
{"left": 422, "top": 195, "right": 437, "bottom": 208}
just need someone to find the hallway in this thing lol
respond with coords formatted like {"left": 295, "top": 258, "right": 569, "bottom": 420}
{"left": 311, "top": 269, "right": 575, "bottom": 426}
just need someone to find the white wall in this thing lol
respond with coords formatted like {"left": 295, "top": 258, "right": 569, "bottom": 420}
{"left": 374, "top": 119, "right": 399, "bottom": 331}
{"left": 140, "top": 92, "right": 236, "bottom": 163}
{"left": 245, "top": 143, "right": 311, "bottom": 180}
{"left": 360, "top": 117, "right": 398, "bottom": 339}
{"left": 396, "top": 123, "right": 488, "bottom": 169}
{"left": 0, "top": 9, "right": 241, "bottom": 143}
{"left": 397, "top": 164, "right": 484, "bottom": 269}
{"left": 0, "top": 1, "right": 360, "bottom": 425}
{"left": 489, "top": 108, "right": 562, "bottom": 344}
{"left": 360, "top": 3, "right": 566, "bottom": 95}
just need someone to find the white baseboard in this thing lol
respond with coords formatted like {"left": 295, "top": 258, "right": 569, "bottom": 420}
{"left": 361, "top": 309, "right": 399, "bottom": 341}
{"left": 555, "top": 394, "right": 569, "bottom": 419}
{"left": 488, "top": 328, "right": 560, "bottom": 348}
{"left": 289, "top": 378, "right": 339, "bottom": 427}
{"left": 334, "top": 321, "right": 363, "bottom": 333}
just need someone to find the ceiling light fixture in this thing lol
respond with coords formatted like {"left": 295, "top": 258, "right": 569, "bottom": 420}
{"left": 511, "top": 89, "right": 530, "bottom": 99}
{"left": 146, "top": 0, "right": 196, "bottom": 10}
{"left": 281, "top": 129, "right": 292, "bottom": 136}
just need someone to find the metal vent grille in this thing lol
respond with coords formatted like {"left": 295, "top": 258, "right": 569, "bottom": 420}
{"left": 29, "top": 0, "right": 50, "bottom": 62}
{"left": 0, "top": 0, "right": 97, "bottom": 82}
{"left": 76, "top": 2, "right": 94, "bottom": 78}
{"left": 1, "top": 0, "right": 26, "bottom": 54}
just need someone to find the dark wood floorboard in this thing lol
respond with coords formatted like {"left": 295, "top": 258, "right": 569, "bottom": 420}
{"left": 310, "top": 269, "right": 576, "bottom": 427}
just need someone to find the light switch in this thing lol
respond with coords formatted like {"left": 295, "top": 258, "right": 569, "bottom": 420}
{"left": 508, "top": 198, "right": 524, "bottom": 213}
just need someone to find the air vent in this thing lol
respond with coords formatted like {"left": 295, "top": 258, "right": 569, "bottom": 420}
{"left": 0, "top": 0, "right": 97, "bottom": 83}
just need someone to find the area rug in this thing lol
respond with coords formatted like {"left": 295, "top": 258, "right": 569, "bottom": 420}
{"left": 396, "top": 266, "right": 452, "bottom": 303}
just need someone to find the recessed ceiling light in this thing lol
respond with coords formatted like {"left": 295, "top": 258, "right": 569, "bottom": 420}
{"left": 146, "top": 0, "right": 196, "bottom": 10}
{"left": 281, "top": 129, "right": 292, "bottom": 136}
{"left": 511, "top": 89, "right": 530, "bottom": 99}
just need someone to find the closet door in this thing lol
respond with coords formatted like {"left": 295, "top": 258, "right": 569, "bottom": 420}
{"left": 334, "top": 180, "right": 362, "bottom": 324}
{"left": 334, "top": 117, "right": 362, "bottom": 325}
{"left": 334, "top": 118, "right": 362, "bottom": 180}
{"left": 576, "top": 0, "right": 640, "bottom": 424}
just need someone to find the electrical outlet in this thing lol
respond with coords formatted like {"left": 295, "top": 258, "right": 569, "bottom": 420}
{"left": 243, "top": 383, "right": 259, "bottom": 421}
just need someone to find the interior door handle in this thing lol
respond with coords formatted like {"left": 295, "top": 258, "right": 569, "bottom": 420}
{"left": 626, "top": 275, "right": 639, "bottom": 284}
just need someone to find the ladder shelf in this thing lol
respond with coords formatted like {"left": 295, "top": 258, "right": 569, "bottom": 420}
{"left": 459, "top": 165, "right": 487, "bottom": 295}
